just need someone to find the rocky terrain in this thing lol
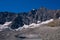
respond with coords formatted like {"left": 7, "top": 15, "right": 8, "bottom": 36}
{"left": 0, "top": 7, "right": 60, "bottom": 40}
{"left": 0, "top": 23, "right": 60, "bottom": 40}
{"left": 0, "top": 7, "right": 60, "bottom": 29}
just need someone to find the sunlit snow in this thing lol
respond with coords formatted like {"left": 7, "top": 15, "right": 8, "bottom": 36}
{"left": 0, "top": 21, "right": 12, "bottom": 31}
{"left": 40, "top": 19, "right": 53, "bottom": 25}
{"left": 59, "top": 17, "right": 60, "bottom": 19}
{"left": 23, "top": 24, "right": 29, "bottom": 28}
{"left": 37, "top": 21, "right": 41, "bottom": 24}
{"left": 15, "top": 27, "right": 23, "bottom": 31}
{"left": 3, "top": 21, "right": 12, "bottom": 25}
{"left": 15, "top": 19, "right": 54, "bottom": 31}
{"left": 0, "top": 19, "right": 54, "bottom": 31}
{"left": 28, "top": 19, "right": 53, "bottom": 28}
{"left": 32, "top": 9, "right": 35, "bottom": 11}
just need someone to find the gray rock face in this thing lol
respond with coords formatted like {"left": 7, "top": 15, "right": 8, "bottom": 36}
{"left": 0, "top": 7, "right": 60, "bottom": 29}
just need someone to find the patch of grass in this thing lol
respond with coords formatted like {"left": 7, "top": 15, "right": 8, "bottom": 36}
{"left": 47, "top": 19, "right": 60, "bottom": 27}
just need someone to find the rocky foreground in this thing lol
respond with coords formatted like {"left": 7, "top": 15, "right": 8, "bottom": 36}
{"left": 0, "top": 25, "right": 60, "bottom": 40}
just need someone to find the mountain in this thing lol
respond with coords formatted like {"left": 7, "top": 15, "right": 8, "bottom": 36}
{"left": 0, "top": 7, "right": 60, "bottom": 29}
{"left": 0, "top": 7, "right": 60, "bottom": 40}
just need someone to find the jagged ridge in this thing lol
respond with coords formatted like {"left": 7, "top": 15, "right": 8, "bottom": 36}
{"left": 0, "top": 7, "right": 60, "bottom": 29}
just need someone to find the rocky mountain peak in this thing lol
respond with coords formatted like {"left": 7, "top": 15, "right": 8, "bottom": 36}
{"left": 0, "top": 7, "right": 60, "bottom": 29}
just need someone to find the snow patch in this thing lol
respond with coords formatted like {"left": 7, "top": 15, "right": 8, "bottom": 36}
{"left": 59, "top": 17, "right": 60, "bottom": 19}
{"left": 40, "top": 19, "right": 53, "bottom": 25}
{"left": 23, "top": 24, "right": 29, "bottom": 28}
{"left": 15, "top": 19, "right": 54, "bottom": 31}
{"left": 37, "top": 21, "right": 41, "bottom": 24}
{"left": 15, "top": 27, "right": 23, "bottom": 31}
{"left": 4, "top": 21, "right": 12, "bottom": 25}
{"left": 0, "top": 21, "right": 12, "bottom": 31}
{"left": 32, "top": 9, "right": 35, "bottom": 11}
{"left": 15, "top": 24, "right": 29, "bottom": 31}
{"left": 28, "top": 23, "right": 40, "bottom": 28}
{"left": 0, "top": 25, "right": 8, "bottom": 31}
{"left": 28, "top": 19, "right": 53, "bottom": 28}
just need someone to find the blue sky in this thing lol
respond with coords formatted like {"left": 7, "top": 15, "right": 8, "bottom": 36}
{"left": 0, "top": 0, "right": 60, "bottom": 13}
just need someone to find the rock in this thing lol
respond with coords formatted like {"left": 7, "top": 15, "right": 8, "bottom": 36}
{"left": 0, "top": 7, "right": 60, "bottom": 29}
